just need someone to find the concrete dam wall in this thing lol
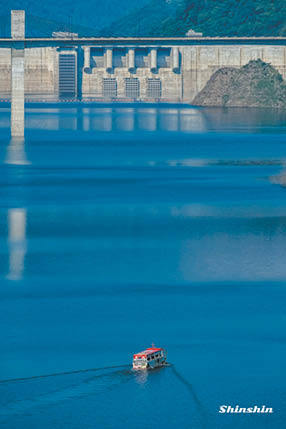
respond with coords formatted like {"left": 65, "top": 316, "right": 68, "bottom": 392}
{"left": 1, "top": 43, "right": 286, "bottom": 102}
{"left": 0, "top": 48, "right": 57, "bottom": 98}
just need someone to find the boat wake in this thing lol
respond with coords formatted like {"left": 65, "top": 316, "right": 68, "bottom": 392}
{"left": 171, "top": 366, "right": 208, "bottom": 429}
{"left": 1, "top": 362, "right": 207, "bottom": 429}
{"left": 0, "top": 365, "right": 132, "bottom": 418}
{"left": 0, "top": 364, "right": 130, "bottom": 385}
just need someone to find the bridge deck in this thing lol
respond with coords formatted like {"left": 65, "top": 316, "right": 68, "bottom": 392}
{"left": 1, "top": 36, "right": 286, "bottom": 48}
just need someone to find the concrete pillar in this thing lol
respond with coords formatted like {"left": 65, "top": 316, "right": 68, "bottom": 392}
{"left": 83, "top": 46, "right": 91, "bottom": 72}
{"left": 150, "top": 48, "right": 157, "bottom": 72}
{"left": 128, "top": 48, "right": 135, "bottom": 72}
{"left": 172, "top": 47, "right": 179, "bottom": 72}
{"left": 11, "top": 48, "right": 24, "bottom": 137}
{"left": 106, "top": 48, "right": 113, "bottom": 72}
{"left": 11, "top": 10, "right": 25, "bottom": 38}
{"left": 11, "top": 10, "right": 25, "bottom": 137}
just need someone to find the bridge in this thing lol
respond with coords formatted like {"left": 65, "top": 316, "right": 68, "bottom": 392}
{"left": 3, "top": 36, "right": 286, "bottom": 48}
{"left": 6, "top": 10, "right": 286, "bottom": 136}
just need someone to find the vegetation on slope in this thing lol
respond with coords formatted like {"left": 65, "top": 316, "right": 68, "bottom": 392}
{"left": 193, "top": 59, "right": 286, "bottom": 108}
{"left": 101, "top": 0, "right": 183, "bottom": 37}
{"left": 2, "top": 0, "right": 285, "bottom": 37}
{"left": 104, "top": 0, "right": 286, "bottom": 37}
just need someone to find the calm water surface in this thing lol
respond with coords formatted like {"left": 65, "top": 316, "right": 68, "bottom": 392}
{"left": 1, "top": 105, "right": 286, "bottom": 428}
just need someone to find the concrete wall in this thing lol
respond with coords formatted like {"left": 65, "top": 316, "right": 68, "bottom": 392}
{"left": 1, "top": 44, "right": 286, "bottom": 102}
{"left": 25, "top": 48, "right": 58, "bottom": 97}
{"left": 0, "top": 49, "right": 11, "bottom": 96}
{"left": 0, "top": 47, "right": 57, "bottom": 99}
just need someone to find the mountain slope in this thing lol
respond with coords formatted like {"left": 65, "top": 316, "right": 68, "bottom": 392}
{"left": 0, "top": 0, "right": 150, "bottom": 36}
{"left": 101, "top": 0, "right": 184, "bottom": 37}
{"left": 2, "top": 0, "right": 285, "bottom": 37}
{"left": 104, "top": 0, "right": 286, "bottom": 37}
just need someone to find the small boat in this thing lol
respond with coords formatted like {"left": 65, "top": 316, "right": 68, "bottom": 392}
{"left": 133, "top": 346, "right": 167, "bottom": 370}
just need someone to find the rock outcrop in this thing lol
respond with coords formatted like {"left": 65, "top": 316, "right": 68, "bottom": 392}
{"left": 193, "top": 59, "right": 286, "bottom": 108}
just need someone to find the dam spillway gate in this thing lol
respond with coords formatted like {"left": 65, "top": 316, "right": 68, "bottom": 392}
{"left": 58, "top": 53, "right": 77, "bottom": 99}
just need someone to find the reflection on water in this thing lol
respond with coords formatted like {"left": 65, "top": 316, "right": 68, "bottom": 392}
{"left": 5, "top": 138, "right": 30, "bottom": 166}
{"left": 270, "top": 168, "right": 286, "bottom": 187}
{"left": 134, "top": 370, "right": 148, "bottom": 387}
{"left": 167, "top": 159, "right": 209, "bottom": 167}
{"left": 0, "top": 107, "right": 208, "bottom": 133}
{"left": 91, "top": 112, "right": 113, "bottom": 132}
{"left": 137, "top": 108, "right": 157, "bottom": 131}
{"left": 159, "top": 109, "right": 179, "bottom": 131}
{"left": 5, "top": 138, "right": 29, "bottom": 281}
{"left": 7, "top": 208, "right": 27, "bottom": 281}
{"left": 0, "top": 105, "right": 285, "bottom": 134}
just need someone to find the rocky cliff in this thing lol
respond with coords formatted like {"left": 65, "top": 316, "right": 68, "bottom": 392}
{"left": 193, "top": 59, "right": 286, "bottom": 108}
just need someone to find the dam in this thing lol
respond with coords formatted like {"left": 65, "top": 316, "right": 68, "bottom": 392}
{"left": 3, "top": 10, "right": 286, "bottom": 135}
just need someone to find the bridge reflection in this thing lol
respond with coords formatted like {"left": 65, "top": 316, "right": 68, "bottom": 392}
{"left": 5, "top": 137, "right": 29, "bottom": 281}
{"left": 5, "top": 137, "right": 30, "bottom": 165}
{"left": 7, "top": 208, "right": 27, "bottom": 281}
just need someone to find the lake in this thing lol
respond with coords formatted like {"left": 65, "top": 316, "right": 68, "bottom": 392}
{"left": 0, "top": 105, "right": 286, "bottom": 428}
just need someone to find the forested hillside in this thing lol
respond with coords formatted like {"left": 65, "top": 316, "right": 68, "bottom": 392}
{"left": 1, "top": 0, "right": 285, "bottom": 37}
{"left": 103, "top": 0, "right": 286, "bottom": 37}
{"left": 101, "top": 0, "right": 183, "bottom": 37}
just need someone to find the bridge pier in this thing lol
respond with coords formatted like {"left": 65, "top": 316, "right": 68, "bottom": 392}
{"left": 83, "top": 46, "right": 91, "bottom": 72}
{"left": 106, "top": 48, "right": 113, "bottom": 72}
{"left": 150, "top": 48, "right": 157, "bottom": 73}
{"left": 172, "top": 47, "right": 179, "bottom": 72}
{"left": 11, "top": 10, "right": 25, "bottom": 137}
{"left": 128, "top": 48, "right": 135, "bottom": 72}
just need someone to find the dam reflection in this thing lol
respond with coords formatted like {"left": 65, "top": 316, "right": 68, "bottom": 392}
{"left": 1, "top": 105, "right": 285, "bottom": 134}
{"left": 92, "top": 107, "right": 206, "bottom": 133}
{"left": 7, "top": 208, "right": 27, "bottom": 281}
{"left": 5, "top": 137, "right": 30, "bottom": 165}
{"left": 137, "top": 108, "right": 157, "bottom": 131}
{"left": 3, "top": 107, "right": 207, "bottom": 133}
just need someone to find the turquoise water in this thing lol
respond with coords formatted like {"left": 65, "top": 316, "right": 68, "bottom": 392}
{"left": 0, "top": 105, "right": 286, "bottom": 428}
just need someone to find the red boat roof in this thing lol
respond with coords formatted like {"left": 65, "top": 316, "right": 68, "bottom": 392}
{"left": 133, "top": 347, "right": 163, "bottom": 358}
